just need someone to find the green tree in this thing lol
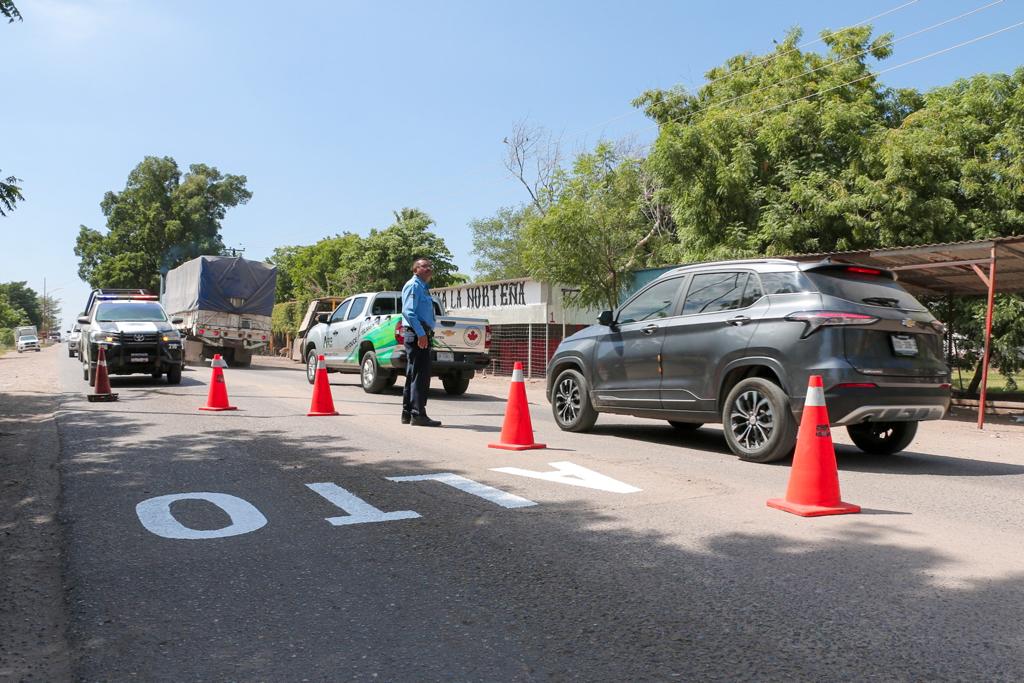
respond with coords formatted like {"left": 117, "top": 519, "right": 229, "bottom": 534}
{"left": 353, "top": 209, "right": 458, "bottom": 291}
{"left": 0, "top": 282, "right": 40, "bottom": 327}
{"left": 0, "top": 171, "right": 22, "bottom": 216}
{"left": 74, "top": 156, "right": 251, "bottom": 291}
{"left": 270, "top": 233, "right": 363, "bottom": 302}
{"left": 469, "top": 206, "right": 532, "bottom": 281}
{"left": 522, "top": 143, "right": 669, "bottom": 310}
{"left": 1, "top": 0, "right": 20, "bottom": 22}
{"left": 637, "top": 26, "right": 904, "bottom": 260}
{"left": 37, "top": 294, "right": 62, "bottom": 335}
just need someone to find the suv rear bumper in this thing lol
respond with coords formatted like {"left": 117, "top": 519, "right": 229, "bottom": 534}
{"left": 820, "top": 383, "right": 950, "bottom": 426}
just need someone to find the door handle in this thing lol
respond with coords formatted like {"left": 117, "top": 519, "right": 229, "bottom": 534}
{"left": 641, "top": 324, "right": 659, "bottom": 336}
{"left": 332, "top": 330, "right": 339, "bottom": 335}
{"left": 350, "top": 326, "right": 357, "bottom": 332}
{"left": 727, "top": 315, "right": 751, "bottom": 326}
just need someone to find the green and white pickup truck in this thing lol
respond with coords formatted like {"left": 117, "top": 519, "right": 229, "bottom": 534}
{"left": 300, "top": 291, "right": 491, "bottom": 395}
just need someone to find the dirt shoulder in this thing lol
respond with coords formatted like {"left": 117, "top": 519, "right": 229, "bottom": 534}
{"left": 0, "top": 346, "right": 72, "bottom": 680}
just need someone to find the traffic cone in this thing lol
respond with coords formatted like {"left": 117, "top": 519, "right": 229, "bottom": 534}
{"left": 199, "top": 354, "right": 237, "bottom": 411}
{"left": 86, "top": 345, "right": 118, "bottom": 403}
{"left": 488, "top": 361, "right": 546, "bottom": 451}
{"left": 307, "top": 354, "right": 339, "bottom": 416}
{"left": 767, "top": 375, "right": 860, "bottom": 517}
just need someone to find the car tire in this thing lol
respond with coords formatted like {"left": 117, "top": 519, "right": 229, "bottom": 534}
{"left": 668, "top": 421, "right": 703, "bottom": 432}
{"left": 166, "top": 365, "right": 182, "bottom": 385}
{"left": 87, "top": 361, "right": 96, "bottom": 387}
{"left": 306, "top": 349, "right": 319, "bottom": 385}
{"left": 82, "top": 360, "right": 89, "bottom": 381}
{"left": 441, "top": 373, "right": 471, "bottom": 396}
{"left": 360, "top": 351, "right": 390, "bottom": 393}
{"left": 722, "top": 377, "right": 797, "bottom": 463}
{"left": 151, "top": 370, "right": 162, "bottom": 380}
{"left": 551, "top": 368, "right": 598, "bottom": 432}
{"left": 847, "top": 421, "right": 917, "bottom": 455}
{"left": 384, "top": 374, "right": 398, "bottom": 389}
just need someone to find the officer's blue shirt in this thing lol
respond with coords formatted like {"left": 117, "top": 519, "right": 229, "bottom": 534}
{"left": 402, "top": 275, "right": 436, "bottom": 337}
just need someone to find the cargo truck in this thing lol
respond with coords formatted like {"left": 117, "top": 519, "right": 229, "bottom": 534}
{"left": 161, "top": 256, "right": 277, "bottom": 367}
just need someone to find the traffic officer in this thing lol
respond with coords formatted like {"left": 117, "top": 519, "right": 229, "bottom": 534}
{"left": 401, "top": 258, "right": 441, "bottom": 426}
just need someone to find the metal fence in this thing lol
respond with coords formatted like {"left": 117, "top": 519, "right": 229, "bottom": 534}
{"left": 483, "top": 323, "right": 588, "bottom": 379}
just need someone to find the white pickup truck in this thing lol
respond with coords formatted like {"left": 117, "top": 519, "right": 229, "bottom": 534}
{"left": 300, "top": 291, "right": 491, "bottom": 394}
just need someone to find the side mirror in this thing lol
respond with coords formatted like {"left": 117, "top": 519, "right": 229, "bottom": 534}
{"left": 77, "top": 316, "right": 90, "bottom": 325}
{"left": 316, "top": 313, "right": 329, "bottom": 324}
{"left": 170, "top": 317, "right": 184, "bottom": 325}
{"left": 598, "top": 310, "right": 615, "bottom": 326}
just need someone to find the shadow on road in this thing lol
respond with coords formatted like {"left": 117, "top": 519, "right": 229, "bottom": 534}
{"left": 49, "top": 398, "right": 1024, "bottom": 680}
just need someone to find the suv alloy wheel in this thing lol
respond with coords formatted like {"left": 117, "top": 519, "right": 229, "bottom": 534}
{"left": 551, "top": 368, "right": 598, "bottom": 432}
{"left": 722, "top": 377, "right": 797, "bottom": 463}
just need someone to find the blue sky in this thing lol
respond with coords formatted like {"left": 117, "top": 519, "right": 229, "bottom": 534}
{"left": 2, "top": 0, "right": 1021, "bottom": 329}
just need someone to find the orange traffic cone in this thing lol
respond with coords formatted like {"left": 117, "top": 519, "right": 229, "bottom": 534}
{"left": 199, "top": 354, "right": 237, "bottom": 411}
{"left": 87, "top": 345, "right": 118, "bottom": 403}
{"left": 767, "top": 375, "right": 860, "bottom": 517}
{"left": 488, "top": 361, "right": 546, "bottom": 451}
{"left": 307, "top": 354, "right": 339, "bottom": 416}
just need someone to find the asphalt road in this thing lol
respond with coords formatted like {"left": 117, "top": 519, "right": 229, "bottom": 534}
{"left": 44, "top": 349, "right": 1024, "bottom": 680}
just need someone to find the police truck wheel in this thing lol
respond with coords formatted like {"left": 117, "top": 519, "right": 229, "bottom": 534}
{"left": 151, "top": 370, "right": 162, "bottom": 380}
{"left": 166, "top": 365, "right": 182, "bottom": 385}
{"left": 847, "top": 421, "right": 917, "bottom": 455}
{"left": 722, "top": 378, "right": 796, "bottom": 463}
{"left": 305, "top": 350, "right": 318, "bottom": 385}
{"left": 552, "top": 368, "right": 598, "bottom": 432}
{"left": 360, "top": 351, "right": 390, "bottom": 393}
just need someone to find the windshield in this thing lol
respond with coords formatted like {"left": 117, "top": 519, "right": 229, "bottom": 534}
{"left": 805, "top": 269, "right": 926, "bottom": 311}
{"left": 95, "top": 302, "right": 168, "bottom": 322}
{"left": 19, "top": 336, "right": 37, "bottom": 342}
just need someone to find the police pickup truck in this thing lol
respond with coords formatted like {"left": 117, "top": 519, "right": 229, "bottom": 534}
{"left": 300, "top": 291, "right": 490, "bottom": 394}
{"left": 77, "top": 290, "right": 184, "bottom": 385}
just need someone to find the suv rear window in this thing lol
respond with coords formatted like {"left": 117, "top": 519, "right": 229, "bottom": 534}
{"left": 759, "top": 271, "right": 813, "bottom": 295}
{"left": 805, "top": 268, "right": 925, "bottom": 311}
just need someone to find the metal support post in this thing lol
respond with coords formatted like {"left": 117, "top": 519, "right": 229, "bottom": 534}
{"left": 975, "top": 246, "right": 998, "bottom": 430}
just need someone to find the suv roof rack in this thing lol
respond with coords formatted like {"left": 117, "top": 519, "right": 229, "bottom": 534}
{"left": 663, "top": 258, "right": 798, "bottom": 275}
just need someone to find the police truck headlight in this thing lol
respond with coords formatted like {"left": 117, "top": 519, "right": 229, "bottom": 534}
{"left": 162, "top": 331, "right": 180, "bottom": 342}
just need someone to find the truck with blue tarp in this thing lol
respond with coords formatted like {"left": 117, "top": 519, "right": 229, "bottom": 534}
{"left": 161, "top": 256, "right": 277, "bottom": 367}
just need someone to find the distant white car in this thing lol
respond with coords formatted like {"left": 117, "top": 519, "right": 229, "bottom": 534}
{"left": 16, "top": 335, "right": 41, "bottom": 353}
{"left": 68, "top": 326, "right": 82, "bottom": 357}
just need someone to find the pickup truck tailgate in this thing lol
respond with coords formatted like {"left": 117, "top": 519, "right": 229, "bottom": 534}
{"left": 431, "top": 317, "right": 489, "bottom": 353}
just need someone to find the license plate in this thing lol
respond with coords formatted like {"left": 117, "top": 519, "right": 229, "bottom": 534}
{"left": 130, "top": 353, "right": 149, "bottom": 363}
{"left": 436, "top": 351, "right": 454, "bottom": 362}
{"left": 891, "top": 334, "right": 918, "bottom": 357}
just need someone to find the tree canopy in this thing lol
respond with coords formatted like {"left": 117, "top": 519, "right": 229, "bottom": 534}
{"left": 74, "top": 156, "right": 251, "bottom": 291}
{"left": 270, "top": 208, "right": 459, "bottom": 304}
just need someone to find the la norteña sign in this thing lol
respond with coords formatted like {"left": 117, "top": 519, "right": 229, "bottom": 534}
{"left": 432, "top": 278, "right": 600, "bottom": 326}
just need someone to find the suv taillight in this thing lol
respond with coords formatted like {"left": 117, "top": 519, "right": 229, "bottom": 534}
{"left": 786, "top": 311, "right": 879, "bottom": 338}
{"left": 484, "top": 325, "right": 492, "bottom": 350}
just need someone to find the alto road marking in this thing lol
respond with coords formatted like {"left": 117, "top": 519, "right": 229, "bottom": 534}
{"left": 386, "top": 473, "right": 537, "bottom": 509}
{"left": 491, "top": 461, "right": 642, "bottom": 494}
{"left": 306, "top": 482, "right": 421, "bottom": 526}
{"left": 135, "top": 492, "right": 268, "bottom": 540}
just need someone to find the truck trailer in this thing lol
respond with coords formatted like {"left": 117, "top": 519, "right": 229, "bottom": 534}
{"left": 162, "top": 255, "right": 277, "bottom": 367}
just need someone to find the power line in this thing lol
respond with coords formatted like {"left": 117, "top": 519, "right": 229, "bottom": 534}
{"left": 735, "top": 20, "right": 1024, "bottom": 121}
{"left": 698, "top": 0, "right": 1004, "bottom": 116}
{"left": 563, "top": 0, "right": 926, "bottom": 141}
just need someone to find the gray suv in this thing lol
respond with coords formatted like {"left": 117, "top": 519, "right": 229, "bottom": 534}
{"left": 546, "top": 259, "right": 951, "bottom": 462}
